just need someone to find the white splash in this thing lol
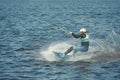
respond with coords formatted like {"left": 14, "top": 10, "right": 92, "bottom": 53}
{"left": 39, "top": 31, "right": 120, "bottom": 63}
{"left": 40, "top": 42, "right": 73, "bottom": 61}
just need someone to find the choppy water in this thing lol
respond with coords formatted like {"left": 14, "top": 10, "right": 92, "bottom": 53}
{"left": 0, "top": 0, "right": 120, "bottom": 80}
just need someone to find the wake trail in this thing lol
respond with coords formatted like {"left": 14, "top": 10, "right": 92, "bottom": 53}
{"left": 38, "top": 31, "right": 120, "bottom": 63}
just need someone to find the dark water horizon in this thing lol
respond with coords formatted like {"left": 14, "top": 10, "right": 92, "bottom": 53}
{"left": 0, "top": 0, "right": 120, "bottom": 80}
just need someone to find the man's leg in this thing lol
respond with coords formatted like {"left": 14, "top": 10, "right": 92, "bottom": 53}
{"left": 74, "top": 46, "right": 88, "bottom": 52}
{"left": 64, "top": 46, "right": 73, "bottom": 55}
{"left": 64, "top": 45, "right": 88, "bottom": 55}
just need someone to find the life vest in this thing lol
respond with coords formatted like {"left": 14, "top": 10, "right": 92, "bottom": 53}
{"left": 80, "top": 33, "right": 89, "bottom": 42}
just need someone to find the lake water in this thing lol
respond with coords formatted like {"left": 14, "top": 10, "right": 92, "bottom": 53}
{"left": 0, "top": 0, "right": 120, "bottom": 80}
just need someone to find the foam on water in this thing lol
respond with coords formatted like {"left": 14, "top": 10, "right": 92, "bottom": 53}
{"left": 40, "top": 42, "right": 73, "bottom": 61}
{"left": 91, "top": 31, "right": 120, "bottom": 63}
{"left": 39, "top": 31, "right": 120, "bottom": 62}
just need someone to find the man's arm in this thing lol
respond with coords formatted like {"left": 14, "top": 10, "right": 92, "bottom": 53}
{"left": 71, "top": 33, "right": 81, "bottom": 38}
{"left": 68, "top": 32, "right": 86, "bottom": 38}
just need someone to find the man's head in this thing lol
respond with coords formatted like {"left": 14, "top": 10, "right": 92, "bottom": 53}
{"left": 80, "top": 28, "right": 86, "bottom": 33}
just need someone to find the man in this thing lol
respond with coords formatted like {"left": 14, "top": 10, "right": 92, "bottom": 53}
{"left": 64, "top": 28, "right": 89, "bottom": 55}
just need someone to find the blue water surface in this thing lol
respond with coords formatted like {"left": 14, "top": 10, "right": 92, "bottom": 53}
{"left": 0, "top": 0, "right": 120, "bottom": 80}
